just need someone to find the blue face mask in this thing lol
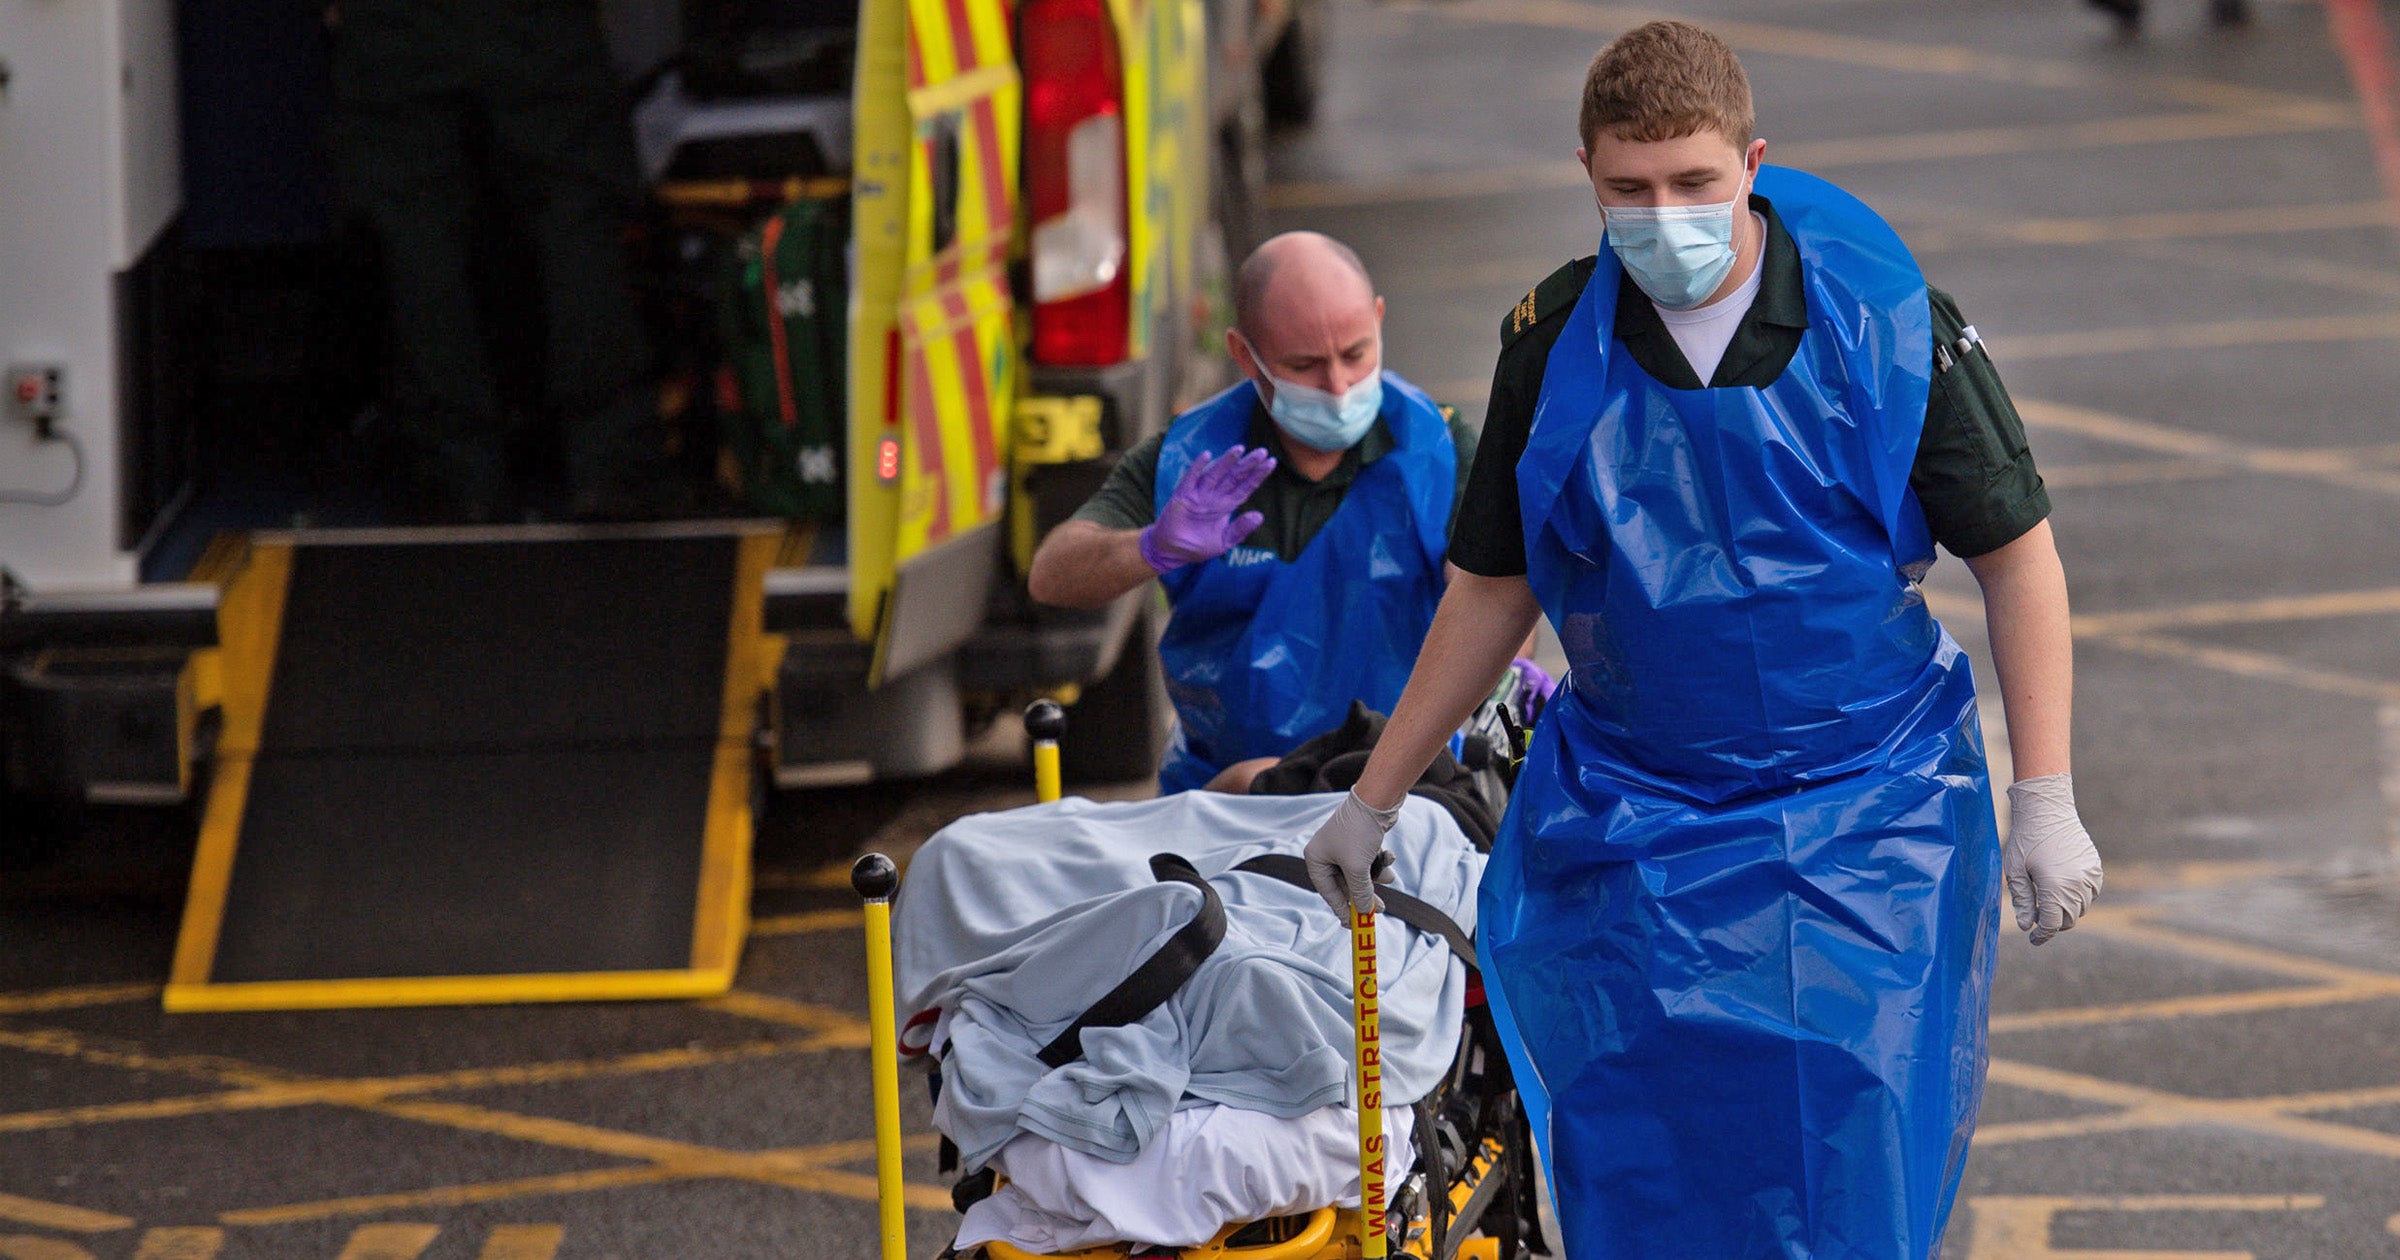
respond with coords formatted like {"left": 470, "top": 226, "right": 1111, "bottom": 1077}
{"left": 1241, "top": 335, "right": 1384, "bottom": 451}
{"left": 1603, "top": 174, "right": 1748, "bottom": 310}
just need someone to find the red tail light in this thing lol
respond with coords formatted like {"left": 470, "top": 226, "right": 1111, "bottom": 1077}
{"left": 1021, "top": 0, "right": 1130, "bottom": 366}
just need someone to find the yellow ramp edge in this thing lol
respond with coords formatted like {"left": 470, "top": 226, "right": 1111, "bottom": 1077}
{"left": 164, "top": 532, "right": 777, "bottom": 1012}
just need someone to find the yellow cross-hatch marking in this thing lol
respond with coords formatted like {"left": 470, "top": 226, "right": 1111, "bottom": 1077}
{"left": 0, "top": 983, "right": 158, "bottom": 1016}
{"left": 1416, "top": 0, "right": 2341, "bottom": 113}
{"left": 0, "top": 995, "right": 935, "bottom": 1228}
{"left": 129, "top": 1229, "right": 224, "bottom": 1260}
{"left": 1961, "top": 1194, "right": 2326, "bottom": 1260}
{"left": 0, "top": 1194, "right": 132, "bottom": 1234}
{"left": 1992, "top": 311, "right": 2400, "bottom": 361}
{"left": 332, "top": 1224, "right": 439, "bottom": 1260}
{"left": 1394, "top": 201, "right": 2400, "bottom": 296}
{"left": 474, "top": 1225, "right": 564, "bottom": 1260}
{"left": 1262, "top": 110, "right": 2351, "bottom": 210}
{"left": 0, "top": 1036, "right": 851, "bottom": 1135}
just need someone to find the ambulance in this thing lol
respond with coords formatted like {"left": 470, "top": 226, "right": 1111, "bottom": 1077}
{"left": 0, "top": 0, "right": 1323, "bottom": 834}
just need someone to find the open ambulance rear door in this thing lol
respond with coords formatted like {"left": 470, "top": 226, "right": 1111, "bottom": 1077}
{"left": 847, "top": 0, "right": 1021, "bottom": 685}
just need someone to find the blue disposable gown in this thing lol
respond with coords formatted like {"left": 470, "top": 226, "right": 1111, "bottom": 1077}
{"left": 1479, "top": 167, "right": 2002, "bottom": 1259}
{"left": 1152, "top": 375, "right": 1453, "bottom": 794}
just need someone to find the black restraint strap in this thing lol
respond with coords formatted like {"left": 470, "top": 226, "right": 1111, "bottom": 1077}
{"left": 1035, "top": 854, "right": 1227, "bottom": 1070}
{"left": 1232, "top": 854, "right": 1478, "bottom": 969}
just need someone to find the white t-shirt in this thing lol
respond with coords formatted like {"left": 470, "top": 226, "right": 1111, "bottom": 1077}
{"left": 1651, "top": 212, "right": 1768, "bottom": 385}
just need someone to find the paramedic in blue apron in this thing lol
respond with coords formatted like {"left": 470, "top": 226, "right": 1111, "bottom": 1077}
{"left": 1028, "top": 231, "right": 1486, "bottom": 793}
{"left": 1301, "top": 22, "right": 2105, "bottom": 1259}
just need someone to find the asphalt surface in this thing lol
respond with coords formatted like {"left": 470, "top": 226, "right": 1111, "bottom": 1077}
{"left": 10, "top": 0, "right": 2400, "bottom": 1256}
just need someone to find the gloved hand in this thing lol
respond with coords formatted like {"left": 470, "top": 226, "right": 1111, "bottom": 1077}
{"left": 1304, "top": 789, "right": 1401, "bottom": 917}
{"left": 1139, "top": 446, "right": 1276, "bottom": 574}
{"left": 2004, "top": 773, "right": 2104, "bottom": 946}
{"left": 1511, "top": 657, "right": 1557, "bottom": 724}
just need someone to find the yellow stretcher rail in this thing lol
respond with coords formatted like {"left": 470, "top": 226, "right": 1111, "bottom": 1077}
{"left": 854, "top": 853, "right": 909, "bottom": 1260}
{"left": 1352, "top": 904, "right": 1389, "bottom": 1258}
{"left": 1027, "top": 699, "right": 1066, "bottom": 803}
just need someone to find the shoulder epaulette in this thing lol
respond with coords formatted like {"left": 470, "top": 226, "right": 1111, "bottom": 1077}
{"left": 1502, "top": 256, "right": 1597, "bottom": 351}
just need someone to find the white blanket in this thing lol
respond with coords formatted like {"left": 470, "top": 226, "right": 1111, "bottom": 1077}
{"left": 896, "top": 791, "right": 1482, "bottom": 1170}
{"left": 955, "top": 1103, "right": 1418, "bottom": 1253}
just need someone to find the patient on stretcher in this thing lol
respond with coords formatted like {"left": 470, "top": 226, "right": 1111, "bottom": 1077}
{"left": 890, "top": 790, "right": 1486, "bottom": 1253}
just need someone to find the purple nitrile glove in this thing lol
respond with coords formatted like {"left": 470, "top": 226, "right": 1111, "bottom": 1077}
{"left": 1138, "top": 445, "right": 1276, "bottom": 574}
{"left": 1511, "top": 657, "right": 1556, "bottom": 724}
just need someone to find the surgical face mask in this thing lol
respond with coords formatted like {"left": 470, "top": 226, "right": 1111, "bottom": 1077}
{"left": 1239, "top": 334, "right": 1384, "bottom": 451}
{"left": 1602, "top": 171, "right": 1748, "bottom": 310}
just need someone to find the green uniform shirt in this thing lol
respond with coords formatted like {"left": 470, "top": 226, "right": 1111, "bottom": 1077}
{"left": 1448, "top": 195, "right": 2051, "bottom": 577}
{"left": 1070, "top": 393, "right": 1481, "bottom": 563}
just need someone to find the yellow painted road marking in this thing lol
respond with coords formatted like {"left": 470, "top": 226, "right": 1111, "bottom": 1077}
{"left": 221, "top": 1168, "right": 695, "bottom": 1228}
{"left": 333, "top": 1224, "right": 440, "bottom": 1260}
{"left": 1993, "top": 311, "right": 2400, "bottom": 361}
{"left": 0, "top": 1017, "right": 936, "bottom": 1222}
{"left": 701, "top": 989, "right": 875, "bottom": 1043}
{"left": 0, "top": 1240, "right": 99, "bottom": 1260}
{"left": 1417, "top": 0, "right": 2338, "bottom": 114}
{"left": 1903, "top": 199, "right": 2395, "bottom": 252}
{"left": 1398, "top": 202, "right": 2400, "bottom": 294}
{"left": 2084, "top": 908, "right": 2400, "bottom": 985}
{"left": 2097, "top": 860, "right": 2301, "bottom": 893}
{"left": 2124, "top": 234, "right": 2400, "bottom": 301}
{"left": 2042, "top": 459, "right": 2244, "bottom": 490}
{"left": 749, "top": 908, "right": 866, "bottom": 937}
{"left": 2016, "top": 398, "right": 2400, "bottom": 499}
{"left": 2073, "top": 586, "right": 2400, "bottom": 636}
{"left": 2261, "top": 1081, "right": 2400, "bottom": 1115}
{"left": 1962, "top": 1194, "right": 2325, "bottom": 1260}
{"left": 1989, "top": 979, "right": 2400, "bottom": 1033}
{"left": 2097, "top": 632, "right": 2400, "bottom": 704}
{"left": 1264, "top": 109, "right": 2348, "bottom": 210}
{"left": 0, "top": 1194, "right": 131, "bottom": 1234}
{"left": 475, "top": 1225, "right": 564, "bottom": 1260}
{"left": 1777, "top": 108, "right": 2348, "bottom": 170}
{"left": 1985, "top": 1058, "right": 2400, "bottom": 1157}
{"left": 131, "top": 1230, "right": 223, "bottom": 1260}
{"left": 222, "top": 1137, "right": 951, "bottom": 1226}
{"left": 0, "top": 984, "right": 158, "bottom": 1016}
{"left": 0, "top": 1037, "right": 841, "bottom": 1135}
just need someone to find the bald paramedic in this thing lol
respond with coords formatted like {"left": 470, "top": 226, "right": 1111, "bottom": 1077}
{"left": 1028, "top": 232, "right": 1478, "bottom": 794}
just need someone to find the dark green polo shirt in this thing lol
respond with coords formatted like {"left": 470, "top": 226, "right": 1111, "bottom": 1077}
{"left": 1069, "top": 395, "right": 1480, "bottom": 563}
{"left": 1448, "top": 195, "right": 2051, "bottom": 577}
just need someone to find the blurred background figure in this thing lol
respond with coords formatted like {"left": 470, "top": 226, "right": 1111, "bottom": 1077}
{"left": 327, "top": 0, "right": 668, "bottom": 522}
{"left": 2086, "top": 0, "right": 2251, "bottom": 37}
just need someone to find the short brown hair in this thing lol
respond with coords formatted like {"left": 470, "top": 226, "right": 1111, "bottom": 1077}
{"left": 1579, "top": 21, "right": 1754, "bottom": 150}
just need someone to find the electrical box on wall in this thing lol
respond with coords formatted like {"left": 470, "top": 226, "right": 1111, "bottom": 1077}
{"left": 7, "top": 363, "right": 67, "bottom": 431}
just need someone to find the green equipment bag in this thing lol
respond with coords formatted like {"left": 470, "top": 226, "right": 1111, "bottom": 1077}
{"left": 719, "top": 196, "right": 848, "bottom": 521}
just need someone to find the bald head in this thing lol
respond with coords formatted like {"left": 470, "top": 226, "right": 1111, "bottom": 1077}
{"left": 1228, "top": 232, "right": 1385, "bottom": 406}
{"left": 1233, "top": 232, "right": 1375, "bottom": 342}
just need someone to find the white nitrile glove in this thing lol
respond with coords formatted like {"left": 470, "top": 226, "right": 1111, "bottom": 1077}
{"left": 1304, "top": 790, "right": 1402, "bottom": 917}
{"left": 2004, "top": 773, "right": 2105, "bottom": 946}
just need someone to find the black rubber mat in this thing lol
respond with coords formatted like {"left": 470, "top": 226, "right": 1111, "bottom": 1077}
{"left": 263, "top": 537, "right": 736, "bottom": 752}
{"left": 212, "top": 534, "right": 740, "bottom": 984}
{"left": 215, "top": 745, "right": 713, "bottom": 981}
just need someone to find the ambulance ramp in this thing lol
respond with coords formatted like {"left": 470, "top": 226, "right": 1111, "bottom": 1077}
{"left": 165, "top": 524, "right": 783, "bottom": 1012}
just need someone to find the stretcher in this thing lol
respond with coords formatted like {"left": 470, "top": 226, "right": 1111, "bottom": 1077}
{"left": 852, "top": 694, "right": 1548, "bottom": 1260}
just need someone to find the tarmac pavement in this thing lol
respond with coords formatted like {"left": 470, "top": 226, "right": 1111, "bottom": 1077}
{"left": 8, "top": 0, "right": 2400, "bottom": 1255}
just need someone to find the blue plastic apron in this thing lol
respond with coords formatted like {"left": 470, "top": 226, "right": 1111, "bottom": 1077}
{"left": 1478, "top": 167, "right": 2002, "bottom": 1259}
{"left": 1151, "top": 374, "right": 1454, "bottom": 794}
